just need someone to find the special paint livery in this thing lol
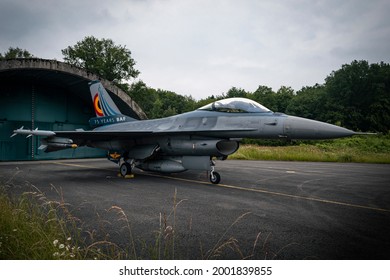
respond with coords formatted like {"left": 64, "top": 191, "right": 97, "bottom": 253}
{"left": 12, "top": 80, "right": 356, "bottom": 184}
{"left": 89, "top": 81, "right": 135, "bottom": 127}
{"left": 91, "top": 81, "right": 121, "bottom": 117}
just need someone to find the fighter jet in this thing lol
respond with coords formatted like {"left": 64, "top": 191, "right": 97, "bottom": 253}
{"left": 12, "top": 80, "right": 356, "bottom": 184}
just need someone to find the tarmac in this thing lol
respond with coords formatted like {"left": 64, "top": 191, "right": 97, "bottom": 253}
{"left": 1, "top": 158, "right": 389, "bottom": 259}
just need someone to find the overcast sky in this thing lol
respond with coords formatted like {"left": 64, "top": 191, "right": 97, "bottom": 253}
{"left": 1, "top": 0, "right": 389, "bottom": 99}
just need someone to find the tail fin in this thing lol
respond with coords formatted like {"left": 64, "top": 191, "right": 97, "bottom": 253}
{"left": 88, "top": 80, "right": 137, "bottom": 127}
{"left": 89, "top": 80, "right": 122, "bottom": 117}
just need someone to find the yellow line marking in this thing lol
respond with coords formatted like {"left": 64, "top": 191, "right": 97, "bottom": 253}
{"left": 219, "top": 183, "right": 390, "bottom": 213}
{"left": 152, "top": 174, "right": 390, "bottom": 213}
{"left": 53, "top": 161, "right": 114, "bottom": 172}
{"left": 53, "top": 161, "right": 390, "bottom": 213}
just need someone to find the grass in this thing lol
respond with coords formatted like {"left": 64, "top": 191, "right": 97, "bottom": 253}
{"left": 0, "top": 184, "right": 272, "bottom": 260}
{"left": 0, "top": 185, "right": 83, "bottom": 259}
{"left": 230, "top": 134, "right": 390, "bottom": 163}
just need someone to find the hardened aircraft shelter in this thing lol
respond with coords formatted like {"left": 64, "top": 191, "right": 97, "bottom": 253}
{"left": 0, "top": 59, "right": 146, "bottom": 161}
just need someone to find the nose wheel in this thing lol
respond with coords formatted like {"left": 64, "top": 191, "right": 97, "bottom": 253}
{"left": 209, "top": 165, "right": 221, "bottom": 184}
{"left": 209, "top": 171, "right": 221, "bottom": 184}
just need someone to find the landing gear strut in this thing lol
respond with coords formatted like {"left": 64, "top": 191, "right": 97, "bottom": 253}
{"left": 209, "top": 166, "right": 221, "bottom": 184}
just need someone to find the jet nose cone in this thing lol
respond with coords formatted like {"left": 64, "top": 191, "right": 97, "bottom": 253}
{"left": 284, "top": 116, "right": 355, "bottom": 140}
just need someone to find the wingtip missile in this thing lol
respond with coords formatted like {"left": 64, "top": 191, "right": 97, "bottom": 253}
{"left": 10, "top": 127, "right": 56, "bottom": 138}
{"left": 10, "top": 126, "right": 24, "bottom": 138}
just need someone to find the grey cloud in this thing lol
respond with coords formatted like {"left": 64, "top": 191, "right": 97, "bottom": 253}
{"left": 0, "top": 1, "right": 49, "bottom": 41}
{"left": 1, "top": 0, "right": 389, "bottom": 98}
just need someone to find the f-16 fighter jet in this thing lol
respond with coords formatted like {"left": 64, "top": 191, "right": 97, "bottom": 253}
{"left": 12, "top": 81, "right": 356, "bottom": 184}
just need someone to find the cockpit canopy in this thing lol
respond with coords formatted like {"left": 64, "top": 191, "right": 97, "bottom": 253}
{"left": 198, "top": 97, "right": 272, "bottom": 113}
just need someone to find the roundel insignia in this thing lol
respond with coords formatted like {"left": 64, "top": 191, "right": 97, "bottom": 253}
{"left": 94, "top": 93, "right": 104, "bottom": 116}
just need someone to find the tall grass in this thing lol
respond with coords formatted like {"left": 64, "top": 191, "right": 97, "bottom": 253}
{"left": 0, "top": 184, "right": 267, "bottom": 260}
{"left": 0, "top": 185, "right": 82, "bottom": 259}
{"left": 232, "top": 134, "right": 390, "bottom": 163}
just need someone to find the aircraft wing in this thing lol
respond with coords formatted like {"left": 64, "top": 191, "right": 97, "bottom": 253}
{"left": 54, "top": 127, "right": 257, "bottom": 140}
{"left": 12, "top": 127, "right": 257, "bottom": 141}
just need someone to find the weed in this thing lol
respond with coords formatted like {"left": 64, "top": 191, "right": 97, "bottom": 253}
{"left": 0, "top": 184, "right": 82, "bottom": 259}
{"left": 230, "top": 134, "right": 390, "bottom": 163}
{"left": 0, "top": 182, "right": 274, "bottom": 260}
{"left": 205, "top": 212, "right": 251, "bottom": 259}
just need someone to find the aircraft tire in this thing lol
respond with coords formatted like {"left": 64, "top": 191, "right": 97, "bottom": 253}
{"left": 210, "top": 172, "right": 221, "bottom": 184}
{"left": 120, "top": 162, "right": 132, "bottom": 177}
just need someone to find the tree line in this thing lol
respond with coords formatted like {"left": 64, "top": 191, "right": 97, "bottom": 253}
{"left": 1, "top": 37, "right": 389, "bottom": 133}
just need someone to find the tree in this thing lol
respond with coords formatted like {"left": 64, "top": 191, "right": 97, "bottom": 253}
{"left": 325, "top": 60, "right": 368, "bottom": 129}
{"left": 62, "top": 36, "right": 140, "bottom": 82}
{"left": 274, "top": 86, "right": 295, "bottom": 112}
{"left": 195, "top": 95, "right": 219, "bottom": 109}
{"left": 249, "top": 85, "right": 295, "bottom": 112}
{"left": 225, "top": 87, "right": 248, "bottom": 98}
{"left": 324, "top": 60, "right": 390, "bottom": 132}
{"left": 127, "top": 80, "right": 158, "bottom": 118}
{"left": 250, "top": 85, "right": 276, "bottom": 110}
{"left": 154, "top": 89, "right": 195, "bottom": 118}
{"left": 365, "top": 62, "right": 390, "bottom": 133}
{"left": 127, "top": 81, "right": 197, "bottom": 118}
{"left": 0, "top": 47, "right": 33, "bottom": 59}
{"left": 286, "top": 85, "right": 327, "bottom": 120}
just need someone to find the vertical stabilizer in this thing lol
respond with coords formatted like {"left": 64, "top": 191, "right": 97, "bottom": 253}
{"left": 88, "top": 80, "right": 137, "bottom": 127}
{"left": 89, "top": 80, "right": 121, "bottom": 117}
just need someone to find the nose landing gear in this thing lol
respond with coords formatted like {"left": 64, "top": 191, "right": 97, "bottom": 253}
{"left": 209, "top": 166, "right": 221, "bottom": 184}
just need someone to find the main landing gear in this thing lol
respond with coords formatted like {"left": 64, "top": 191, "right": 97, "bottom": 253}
{"left": 119, "top": 159, "right": 135, "bottom": 178}
{"left": 120, "top": 162, "right": 132, "bottom": 177}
